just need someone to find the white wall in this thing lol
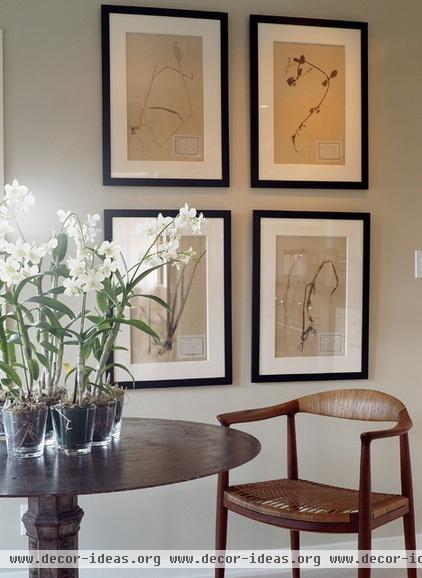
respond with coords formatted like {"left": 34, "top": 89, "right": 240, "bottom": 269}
{"left": 0, "top": 0, "right": 421, "bottom": 564}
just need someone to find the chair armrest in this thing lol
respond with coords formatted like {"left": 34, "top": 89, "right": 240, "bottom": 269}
{"left": 360, "top": 409, "right": 413, "bottom": 443}
{"left": 217, "top": 399, "right": 299, "bottom": 427}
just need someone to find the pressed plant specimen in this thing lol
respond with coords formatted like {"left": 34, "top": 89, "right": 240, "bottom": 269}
{"left": 299, "top": 258, "right": 339, "bottom": 352}
{"left": 285, "top": 54, "right": 338, "bottom": 152}
{"left": 141, "top": 244, "right": 206, "bottom": 359}
{"left": 159, "top": 249, "right": 206, "bottom": 355}
{"left": 129, "top": 41, "right": 195, "bottom": 158}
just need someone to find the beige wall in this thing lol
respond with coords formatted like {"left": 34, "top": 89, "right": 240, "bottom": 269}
{"left": 0, "top": 0, "right": 421, "bottom": 565}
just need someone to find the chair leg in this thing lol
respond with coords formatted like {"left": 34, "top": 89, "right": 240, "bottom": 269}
{"left": 358, "top": 441, "right": 372, "bottom": 578}
{"left": 400, "top": 434, "right": 417, "bottom": 577}
{"left": 215, "top": 472, "right": 228, "bottom": 578}
{"left": 403, "top": 511, "right": 417, "bottom": 578}
{"left": 358, "top": 524, "right": 371, "bottom": 578}
{"left": 290, "top": 530, "right": 300, "bottom": 578}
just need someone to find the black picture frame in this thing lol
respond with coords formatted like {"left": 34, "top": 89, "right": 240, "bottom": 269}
{"left": 252, "top": 210, "right": 370, "bottom": 382}
{"left": 104, "top": 209, "right": 232, "bottom": 388}
{"left": 250, "top": 15, "right": 368, "bottom": 189}
{"left": 102, "top": 5, "right": 229, "bottom": 187}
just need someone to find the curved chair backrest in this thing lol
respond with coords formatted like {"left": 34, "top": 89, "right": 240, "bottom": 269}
{"left": 298, "top": 389, "right": 406, "bottom": 423}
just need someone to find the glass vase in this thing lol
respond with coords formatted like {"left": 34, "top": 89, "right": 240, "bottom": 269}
{"left": 43, "top": 389, "right": 67, "bottom": 447}
{"left": 52, "top": 405, "right": 96, "bottom": 456}
{"left": 0, "top": 401, "right": 5, "bottom": 441}
{"left": 2, "top": 407, "right": 48, "bottom": 459}
{"left": 93, "top": 400, "right": 117, "bottom": 446}
{"left": 112, "top": 392, "right": 125, "bottom": 438}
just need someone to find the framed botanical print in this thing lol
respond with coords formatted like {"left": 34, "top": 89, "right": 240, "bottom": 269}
{"left": 250, "top": 15, "right": 368, "bottom": 189}
{"left": 102, "top": 5, "right": 229, "bottom": 187}
{"left": 104, "top": 210, "right": 232, "bottom": 388}
{"left": 252, "top": 211, "right": 370, "bottom": 382}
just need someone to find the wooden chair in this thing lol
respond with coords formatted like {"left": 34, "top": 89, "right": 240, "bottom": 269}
{"left": 215, "top": 389, "right": 416, "bottom": 578}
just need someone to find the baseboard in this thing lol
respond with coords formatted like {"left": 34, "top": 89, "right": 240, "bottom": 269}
{"left": 1, "top": 533, "right": 420, "bottom": 578}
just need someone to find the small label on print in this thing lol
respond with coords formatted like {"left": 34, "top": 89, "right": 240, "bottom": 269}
{"left": 319, "top": 333, "right": 344, "bottom": 355}
{"left": 177, "top": 335, "right": 205, "bottom": 357}
{"left": 317, "top": 141, "right": 342, "bottom": 161}
{"left": 174, "top": 135, "right": 200, "bottom": 156}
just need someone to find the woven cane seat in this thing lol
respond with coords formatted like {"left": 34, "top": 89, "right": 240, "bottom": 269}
{"left": 225, "top": 479, "right": 408, "bottom": 524}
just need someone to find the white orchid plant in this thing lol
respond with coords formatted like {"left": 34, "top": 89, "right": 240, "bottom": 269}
{"left": 0, "top": 180, "right": 66, "bottom": 408}
{"left": 0, "top": 179, "right": 204, "bottom": 409}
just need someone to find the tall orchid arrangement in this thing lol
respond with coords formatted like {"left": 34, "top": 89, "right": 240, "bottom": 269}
{"left": 0, "top": 180, "right": 69, "bottom": 407}
{"left": 56, "top": 204, "right": 204, "bottom": 405}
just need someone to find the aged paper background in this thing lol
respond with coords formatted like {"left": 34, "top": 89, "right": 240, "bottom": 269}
{"left": 273, "top": 42, "right": 345, "bottom": 165}
{"left": 130, "top": 235, "right": 207, "bottom": 364}
{"left": 275, "top": 235, "right": 346, "bottom": 358}
{"left": 126, "top": 33, "right": 204, "bottom": 162}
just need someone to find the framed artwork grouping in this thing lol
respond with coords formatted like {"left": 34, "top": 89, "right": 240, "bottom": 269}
{"left": 99, "top": 7, "right": 372, "bottom": 386}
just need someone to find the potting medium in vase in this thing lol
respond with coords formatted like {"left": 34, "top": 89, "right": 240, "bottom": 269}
{"left": 93, "top": 400, "right": 117, "bottom": 446}
{"left": 2, "top": 406, "right": 48, "bottom": 459}
{"left": 52, "top": 404, "right": 96, "bottom": 456}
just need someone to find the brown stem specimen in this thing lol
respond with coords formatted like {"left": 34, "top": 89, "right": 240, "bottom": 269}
{"left": 130, "top": 42, "right": 194, "bottom": 158}
{"left": 158, "top": 250, "right": 206, "bottom": 354}
{"left": 286, "top": 54, "right": 338, "bottom": 152}
{"left": 299, "top": 259, "right": 339, "bottom": 352}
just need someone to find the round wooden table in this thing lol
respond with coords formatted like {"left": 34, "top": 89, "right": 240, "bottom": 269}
{"left": 0, "top": 417, "right": 260, "bottom": 578}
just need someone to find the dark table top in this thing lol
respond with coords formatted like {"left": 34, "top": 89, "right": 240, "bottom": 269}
{"left": 0, "top": 418, "right": 260, "bottom": 497}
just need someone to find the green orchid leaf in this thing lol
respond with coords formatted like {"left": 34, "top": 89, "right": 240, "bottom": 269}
{"left": 6, "top": 344, "right": 16, "bottom": 365}
{"left": 45, "top": 286, "right": 66, "bottom": 296}
{"left": 14, "top": 273, "right": 44, "bottom": 301}
{"left": 64, "top": 366, "right": 76, "bottom": 384}
{"left": 22, "top": 308, "right": 35, "bottom": 324}
{"left": 108, "top": 317, "right": 159, "bottom": 342}
{"left": 132, "top": 294, "right": 171, "bottom": 311}
{"left": 52, "top": 233, "right": 68, "bottom": 263}
{"left": 0, "top": 361, "right": 22, "bottom": 387}
{"left": 102, "top": 362, "right": 135, "bottom": 386}
{"left": 101, "top": 280, "right": 120, "bottom": 308}
{"left": 96, "top": 291, "right": 109, "bottom": 314}
{"left": 93, "top": 337, "right": 102, "bottom": 362}
{"left": 40, "top": 306, "right": 62, "bottom": 329}
{"left": 35, "top": 352, "right": 50, "bottom": 369}
{"left": 129, "top": 263, "right": 164, "bottom": 291}
{"left": 28, "top": 358, "right": 40, "bottom": 381}
{"left": 86, "top": 315, "right": 106, "bottom": 325}
{"left": 1, "top": 381, "right": 20, "bottom": 399}
{"left": 81, "top": 340, "right": 94, "bottom": 359}
{"left": 27, "top": 296, "right": 75, "bottom": 319}
{"left": 40, "top": 340, "right": 59, "bottom": 354}
{"left": 31, "top": 322, "right": 71, "bottom": 340}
